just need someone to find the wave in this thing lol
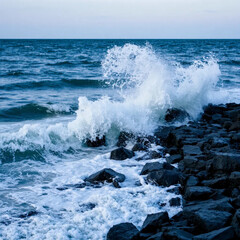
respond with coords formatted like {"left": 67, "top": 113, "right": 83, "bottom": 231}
{"left": 0, "top": 103, "right": 73, "bottom": 121}
{"left": 0, "top": 43, "right": 229, "bottom": 163}
{"left": 219, "top": 60, "right": 240, "bottom": 66}
{"left": 46, "top": 61, "right": 75, "bottom": 66}
{"left": 0, "top": 79, "right": 106, "bottom": 91}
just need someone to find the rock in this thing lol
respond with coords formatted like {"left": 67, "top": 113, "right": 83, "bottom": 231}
{"left": 202, "top": 177, "right": 228, "bottom": 189}
{"left": 212, "top": 153, "right": 240, "bottom": 173}
{"left": 165, "top": 108, "right": 190, "bottom": 123}
{"left": 223, "top": 121, "right": 232, "bottom": 130}
{"left": 184, "top": 186, "right": 214, "bottom": 201}
{"left": 186, "top": 176, "right": 199, "bottom": 187}
{"left": 193, "top": 226, "right": 235, "bottom": 240}
{"left": 154, "top": 126, "right": 174, "bottom": 144}
{"left": 141, "top": 211, "right": 169, "bottom": 233}
{"left": 136, "top": 151, "right": 162, "bottom": 161}
{"left": 231, "top": 188, "right": 240, "bottom": 198}
{"left": 182, "top": 145, "right": 202, "bottom": 156}
{"left": 163, "top": 227, "right": 194, "bottom": 240}
{"left": 107, "top": 222, "right": 138, "bottom": 240}
{"left": 110, "top": 147, "right": 135, "bottom": 160}
{"left": 184, "top": 209, "right": 232, "bottom": 233}
{"left": 147, "top": 169, "right": 182, "bottom": 187}
{"left": 132, "top": 143, "right": 148, "bottom": 152}
{"left": 231, "top": 196, "right": 240, "bottom": 209}
{"left": 86, "top": 136, "right": 106, "bottom": 147}
{"left": 229, "top": 171, "right": 240, "bottom": 188}
{"left": 184, "top": 198, "right": 234, "bottom": 214}
{"left": 169, "top": 197, "right": 181, "bottom": 206}
{"left": 166, "top": 154, "right": 182, "bottom": 164}
{"left": 117, "top": 132, "right": 134, "bottom": 147}
{"left": 229, "top": 121, "right": 240, "bottom": 131}
{"left": 140, "top": 162, "right": 174, "bottom": 175}
{"left": 18, "top": 210, "right": 38, "bottom": 218}
{"left": 146, "top": 232, "right": 163, "bottom": 240}
{"left": 232, "top": 210, "right": 240, "bottom": 238}
{"left": 85, "top": 168, "right": 125, "bottom": 185}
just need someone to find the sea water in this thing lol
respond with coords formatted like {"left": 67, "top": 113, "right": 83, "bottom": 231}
{"left": 0, "top": 39, "right": 239, "bottom": 239}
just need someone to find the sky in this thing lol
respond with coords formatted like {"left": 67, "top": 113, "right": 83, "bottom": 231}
{"left": 0, "top": 0, "right": 240, "bottom": 39}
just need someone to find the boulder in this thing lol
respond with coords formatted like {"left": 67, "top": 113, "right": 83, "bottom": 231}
{"left": 163, "top": 227, "right": 194, "bottom": 240}
{"left": 184, "top": 186, "right": 214, "bottom": 201}
{"left": 231, "top": 209, "right": 240, "bottom": 238}
{"left": 141, "top": 211, "right": 169, "bottom": 233}
{"left": 140, "top": 162, "right": 174, "bottom": 175}
{"left": 117, "top": 132, "right": 134, "bottom": 147}
{"left": 146, "top": 232, "right": 163, "bottom": 240}
{"left": 202, "top": 177, "right": 228, "bottom": 189}
{"left": 186, "top": 176, "right": 199, "bottom": 187}
{"left": 165, "top": 108, "right": 189, "bottom": 123}
{"left": 182, "top": 145, "right": 202, "bottom": 156}
{"left": 147, "top": 169, "right": 182, "bottom": 187}
{"left": 231, "top": 196, "right": 240, "bottom": 209}
{"left": 169, "top": 197, "right": 181, "bottom": 207}
{"left": 132, "top": 143, "right": 148, "bottom": 152}
{"left": 193, "top": 226, "right": 235, "bottom": 240}
{"left": 166, "top": 154, "right": 182, "bottom": 164}
{"left": 86, "top": 136, "right": 106, "bottom": 147}
{"left": 229, "top": 171, "right": 240, "bottom": 188}
{"left": 85, "top": 168, "right": 125, "bottom": 185}
{"left": 184, "top": 209, "right": 232, "bottom": 233}
{"left": 110, "top": 147, "right": 135, "bottom": 160}
{"left": 107, "top": 222, "right": 138, "bottom": 240}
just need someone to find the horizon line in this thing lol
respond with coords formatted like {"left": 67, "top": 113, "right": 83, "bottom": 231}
{"left": 0, "top": 38, "right": 240, "bottom": 40}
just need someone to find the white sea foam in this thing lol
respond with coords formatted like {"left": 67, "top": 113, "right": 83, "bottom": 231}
{"left": 69, "top": 43, "right": 222, "bottom": 140}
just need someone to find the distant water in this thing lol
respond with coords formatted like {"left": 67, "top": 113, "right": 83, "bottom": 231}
{"left": 0, "top": 39, "right": 239, "bottom": 239}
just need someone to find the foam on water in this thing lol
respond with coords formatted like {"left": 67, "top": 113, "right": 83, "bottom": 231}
{"left": 69, "top": 44, "right": 222, "bottom": 140}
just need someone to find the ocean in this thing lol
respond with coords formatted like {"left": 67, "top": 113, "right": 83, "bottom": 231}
{"left": 0, "top": 39, "right": 239, "bottom": 239}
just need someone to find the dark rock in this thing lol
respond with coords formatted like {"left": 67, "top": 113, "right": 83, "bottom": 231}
{"left": 229, "top": 121, "right": 240, "bottom": 131}
{"left": 186, "top": 176, "right": 199, "bottom": 187}
{"left": 184, "top": 198, "right": 234, "bottom": 214}
{"left": 231, "top": 196, "right": 240, "bottom": 209}
{"left": 165, "top": 108, "right": 190, "bottom": 123}
{"left": 193, "top": 226, "right": 235, "bottom": 240}
{"left": 140, "top": 162, "right": 174, "bottom": 175}
{"left": 79, "top": 203, "right": 96, "bottom": 213}
{"left": 132, "top": 143, "right": 148, "bottom": 152}
{"left": 223, "top": 121, "right": 232, "bottom": 130}
{"left": 202, "top": 177, "right": 228, "bottom": 189}
{"left": 136, "top": 151, "right": 162, "bottom": 161}
{"left": 141, "top": 211, "right": 169, "bottom": 233}
{"left": 107, "top": 222, "right": 138, "bottom": 240}
{"left": 184, "top": 209, "right": 232, "bottom": 233}
{"left": 85, "top": 168, "right": 125, "bottom": 185}
{"left": 110, "top": 147, "right": 135, "bottom": 160}
{"left": 163, "top": 227, "right": 194, "bottom": 240}
{"left": 147, "top": 169, "right": 182, "bottom": 187}
{"left": 19, "top": 210, "right": 38, "bottom": 218}
{"left": 166, "top": 154, "right": 182, "bottom": 164}
{"left": 182, "top": 145, "right": 202, "bottom": 156}
{"left": 229, "top": 171, "right": 240, "bottom": 188}
{"left": 212, "top": 153, "right": 240, "bottom": 173}
{"left": 231, "top": 209, "right": 240, "bottom": 238}
{"left": 169, "top": 197, "right": 181, "bottom": 206}
{"left": 117, "top": 132, "right": 134, "bottom": 147}
{"left": 154, "top": 126, "right": 174, "bottom": 144}
{"left": 166, "top": 186, "right": 181, "bottom": 194}
{"left": 86, "top": 136, "right": 106, "bottom": 147}
{"left": 146, "top": 232, "right": 163, "bottom": 240}
{"left": 184, "top": 186, "right": 214, "bottom": 201}
{"left": 231, "top": 188, "right": 240, "bottom": 198}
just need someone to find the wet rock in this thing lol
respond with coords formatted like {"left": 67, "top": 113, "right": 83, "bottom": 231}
{"left": 136, "top": 150, "right": 162, "bottom": 161}
{"left": 201, "top": 177, "right": 228, "bottom": 189}
{"left": 229, "top": 121, "right": 240, "bottom": 131}
{"left": 132, "top": 143, "right": 148, "bottom": 152}
{"left": 165, "top": 108, "right": 190, "bottom": 123}
{"left": 86, "top": 136, "right": 106, "bottom": 147}
{"left": 85, "top": 168, "right": 125, "bottom": 185}
{"left": 212, "top": 153, "right": 240, "bottom": 173}
{"left": 141, "top": 211, "right": 169, "bottom": 233}
{"left": 117, "top": 132, "right": 134, "bottom": 147}
{"left": 184, "top": 209, "right": 232, "bottom": 233}
{"left": 186, "top": 176, "right": 199, "bottom": 187}
{"left": 147, "top": 169, "right": 182, "bottom": 187}
{"left": 231, "top": 209, "right": 240, "bottom": 238}
{"left": 193, "top": 226, "right": 235, "bottom": 240}
{"left": 140, "top": 162, "right": 174, "bottom": 175}
{"left": 184, "top": 186, "right": 214, "bottom": 201}
{"left": 110, "top": 147, "right": 135, "bottom": 160}
{"left": 107, "top": 222, "right": 139, "bottom": 240}
{"left": 182, "top": 145, "right": 202, "bottom": 156}
{"left": 79, "top": 203, "right": 96, "bottom": 213}
{"left": 146, "top": 232, "right": 163, "bottom": 240}
{"left": 229, "top": 171, "right": 240, "bottom": 188}
{"left": 169, "top": 197, "right": 181, "bottom": 207}
{"left": 231, "top": 196, "right": 240, "bottom": 209}
{"left": 163, "top": 227, "right": 194, "bottom": 240}
{"left": 166, "top": 154, "right": 182, "bottom": 164}
{"left": 19, "top": 210, "right": 38, "bottom": 218}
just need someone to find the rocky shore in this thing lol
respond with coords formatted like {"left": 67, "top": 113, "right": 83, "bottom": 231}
{"left": 103, "top": 103, "right": 240, "bottom": 240}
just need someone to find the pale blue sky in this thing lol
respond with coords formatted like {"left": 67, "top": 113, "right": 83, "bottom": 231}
{"left": 0, "top": 0, "right": 240, "bottom": 38}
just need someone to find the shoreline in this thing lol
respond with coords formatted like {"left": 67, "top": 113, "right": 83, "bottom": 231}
{"left": 105, "top": 103, "right": 240, "bottom": 239}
